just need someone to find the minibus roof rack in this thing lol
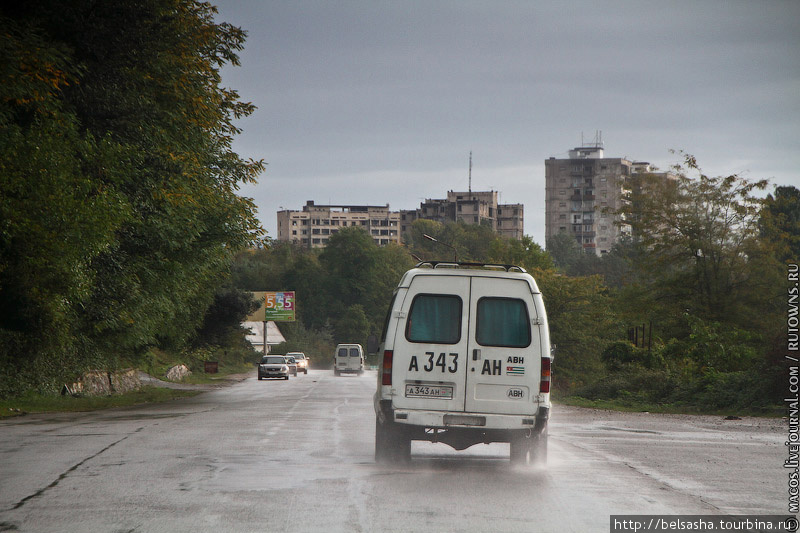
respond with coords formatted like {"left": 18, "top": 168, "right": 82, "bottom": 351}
{"left": 414, "top": 261, "right": 527, "bottom": 273}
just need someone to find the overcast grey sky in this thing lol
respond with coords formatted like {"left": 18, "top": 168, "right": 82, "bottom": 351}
{"left": 214, "top": 0, "right": 800, "bottom": 246}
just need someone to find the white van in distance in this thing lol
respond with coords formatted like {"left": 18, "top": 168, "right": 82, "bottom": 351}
{"left": 374, "top": 262, "right": 552, "bottom": 465}
{"left": 334, "top": 343, "right": 365, "bottom": 376}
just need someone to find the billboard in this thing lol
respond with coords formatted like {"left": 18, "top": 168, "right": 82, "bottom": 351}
{"left": 246, "top": 291, "right": 296, "bottom": 322}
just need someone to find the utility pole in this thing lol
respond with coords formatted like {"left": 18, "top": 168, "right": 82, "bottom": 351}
{"left": 468, "top": 151, "right": 472, "bottom": 194}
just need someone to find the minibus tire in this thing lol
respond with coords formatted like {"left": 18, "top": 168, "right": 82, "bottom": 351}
{"left": 509, "top": 432, "right": 533, "bottom": 465}
{"left": 532, "top": 426, "right": 548, "bottom": 466}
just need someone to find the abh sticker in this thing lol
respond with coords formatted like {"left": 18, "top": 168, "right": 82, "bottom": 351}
{"left": 480, "top": 357, "right": 526, "bottom": 376}
{"left": 507, "top": 388, "right": 525, "bottom": 399}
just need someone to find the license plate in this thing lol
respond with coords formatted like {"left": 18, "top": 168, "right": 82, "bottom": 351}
{"left": 405, "top": 384, "right": 453, "bottom": 400}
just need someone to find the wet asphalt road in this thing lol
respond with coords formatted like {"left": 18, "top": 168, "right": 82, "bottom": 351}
{"left": 0, "top": 369, "right": 790, "bottom": 532}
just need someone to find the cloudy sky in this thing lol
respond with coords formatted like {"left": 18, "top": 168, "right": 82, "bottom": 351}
{"left": 213, "top": 0, "right": 800, "bottom": 246}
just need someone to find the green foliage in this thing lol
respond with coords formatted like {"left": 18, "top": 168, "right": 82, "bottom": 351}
{"left": 0, "top": 387, "right": 201, "bottom": 418}
{"left": 616, "top": 152, "right": 774, "bottom": 325}
{"left": 333, "top": 304, "right": 371, "bottom": 348}
{"left": 681, "top": 314, "right": 761, "bottom": 373}
{"left": 232, "top": 228, "right": 414, "bottom": 347}
{"left": 547, "top": 233, "right": 639, "bottom": 288}
{"left": 760, "top": 185, "right": 800, "bottom": 263}
{"left": 554, "top": 154, "right": 788, "bottom": 411}
{"left": 601, "top": 341, "right": 664, "bottom": 371}
{"left": 573, "top": 365, "right": 777, "bottom": 414}
{"left": 532, "top": 268, "right": 617, "bottom": 390}
{"left": 193, "top": 285, "right": 259, "bottom": 348}
{"left": 546, "top": 232, "right": 585, "bottom": 272}
{"left": 488, "top": 235, "right": 554, "bottom": 271}
{"left": 0, "top": 1, "right": 263, "bottom": 396}
{"left": 269, "top": 321, "right": 335, "bottom": 368}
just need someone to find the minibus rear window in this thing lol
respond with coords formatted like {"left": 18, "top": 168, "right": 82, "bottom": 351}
{"left": 476, "top": 297, "right": 531, "bottom": 348}
{"left": 406, "top": 294, "right": 462, "bottom": 344}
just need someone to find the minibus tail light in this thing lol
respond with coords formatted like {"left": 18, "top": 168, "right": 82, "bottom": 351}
{"left": 381, "top": 350, "right": 393, "bottom": 386}
{"left": 540, "top": 357, "right": 551, "bottom": 393}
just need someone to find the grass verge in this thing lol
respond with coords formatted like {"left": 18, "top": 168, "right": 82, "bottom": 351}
{"left": 0, "top": 387, "right": 202, "bottom": 419}
{"left": 556, "top": 394, "right": 784, "bottom": 418}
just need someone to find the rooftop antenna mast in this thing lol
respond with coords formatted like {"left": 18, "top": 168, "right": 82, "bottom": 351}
{"left": 468, "top": 151, "right": 472, "bottom": 193}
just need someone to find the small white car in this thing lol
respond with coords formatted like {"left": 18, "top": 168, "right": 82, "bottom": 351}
{"left": 334, "top": 344, "right": 364, "bottom": 376}
{"left": 288, "top": 352, "right": 309, "bottom": 374}
{"left": 284, "top": 355, "right": 298, "bottom": 376}
{"left": 258, "top": 356, "right": 290, "bottom": 380}
{"left": 374, "top": 262, "right": 552, "bottom": 465}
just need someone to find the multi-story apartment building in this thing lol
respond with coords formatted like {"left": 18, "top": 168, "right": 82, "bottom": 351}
{"left": 497, "top": 203, "right": 524, "bottom": 240}
{"left": 400, "top": 190, "right": 524, "bottom": 240}
{"left": 277, "top": 201, "right": 401, "bottom": 248}
{"left": 279, "top": 190, "right": 524, "bottom": 249}
{"left": 545, "top": 144, "right": 672, "bottom": 256}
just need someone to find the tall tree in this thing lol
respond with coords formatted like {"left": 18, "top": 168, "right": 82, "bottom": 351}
{"left": 760, "top": 185, "right": 800, "bottom": 263}
{"left": 0, "top": 12, "right": 130, "bottom": 390}
{"left": 616, "top": 153, "right": 772, "bottom": 326}
{"left": 0, "top": 1, "right": 263, "bottom": 392}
